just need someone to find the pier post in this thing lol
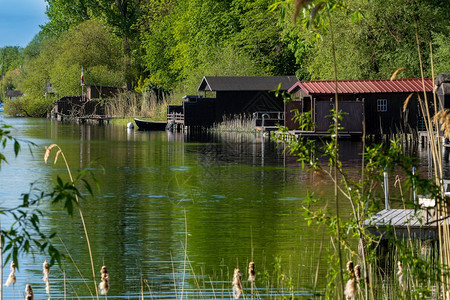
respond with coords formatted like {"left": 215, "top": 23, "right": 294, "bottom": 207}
{"left": 412, "top": 167, "right": 417, "bottom": 207}
{"left": 384, "top": 168, "right": 390, "bottom": 210}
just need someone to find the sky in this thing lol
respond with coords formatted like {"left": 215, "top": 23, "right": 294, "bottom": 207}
{"left": 0, "top": 0, "right": 48, "bottom": 48}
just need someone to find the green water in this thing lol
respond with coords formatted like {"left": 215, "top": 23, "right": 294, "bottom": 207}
{"left": 0, "top": 115, "right": 362, "bottom": 299}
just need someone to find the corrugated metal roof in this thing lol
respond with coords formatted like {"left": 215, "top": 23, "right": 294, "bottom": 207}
{"left": 288, "top": 78, "right": 434, "bottom": 94}
{"left": 198, "top": 76, "right": 298, "bottom": 92}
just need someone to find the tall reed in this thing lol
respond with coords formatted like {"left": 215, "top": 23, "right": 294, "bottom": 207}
{"left": 105, "top": 91, "right": 173, "bottom": 121}
{"left": 211, "top": 114, "right": 255, "bottom": 133}
{"left": 44, "top": 144, "right": 99, "bottom": 299}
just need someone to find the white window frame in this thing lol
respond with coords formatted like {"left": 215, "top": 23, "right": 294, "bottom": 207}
{"left": 377, "top": 99, "right": 387, "bottom": 112}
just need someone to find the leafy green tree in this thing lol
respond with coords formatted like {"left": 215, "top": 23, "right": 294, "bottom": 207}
{"left": 8, "top": 37, "right": 57, "bottom": 116}
{"left": 433, "top": 29, "right": 450, "bottom": 76}
{"left": 139, "top": 0, "right": 178, "bottom": 91}
{"left": 94, "top": 0, "right": 142, "bottom": 88}
{"left": 7, "top": 20, "right": 124, "bottom": 117}
{"left": 289, "top": 0, "right": 450, "bottom": 80}
{"left": 1, "top": 70, "right": 20, "bottom": 93}
{"left": 49, "top": 19, "right": 125, "bottom": 96}
{"left": 0, "top": 47, "right": 23, "bottom": 74}
{"left": 43, "top": 0, "right": 94, "bottom": 37}
{"left": 141, "top": 0, "right": 300, "bottom": 94}
{"left": 231, "top": 0, "right": 299, "bottom": 75}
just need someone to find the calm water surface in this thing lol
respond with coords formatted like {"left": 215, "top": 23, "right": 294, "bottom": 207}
{"left": 0, "top": 115, "right": 364, "bottom": 299}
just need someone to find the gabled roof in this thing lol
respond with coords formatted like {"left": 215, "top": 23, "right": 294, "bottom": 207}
{"left": 198, "top": 76, "right": 298, "bottom": 92}
{"left": 289, "top": 78, "right": 434, "bottom": 94}
{"left": 5, "top": 90, "right": 23, "bottom": 97}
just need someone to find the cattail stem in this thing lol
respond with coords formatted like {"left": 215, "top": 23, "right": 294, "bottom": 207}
{"left": 44, "top": 144, "right": 99, "bottom": 299}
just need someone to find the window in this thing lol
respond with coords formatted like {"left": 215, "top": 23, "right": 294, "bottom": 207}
{"left": 377, "top": 99, "right": 387, "bottom": 112}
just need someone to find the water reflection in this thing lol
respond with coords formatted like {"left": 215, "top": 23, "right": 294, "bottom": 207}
{"left": 0, "top": 117, "right": 371, "bottom": 299}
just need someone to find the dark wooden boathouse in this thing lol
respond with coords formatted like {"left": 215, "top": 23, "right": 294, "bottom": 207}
{"left": 52, "top": 85, "right": 126, "bottom": 119}
{"left": 169, "top": 76, "right": 298, "bottom": 127}
{"left": 286, "top": 78, "right": 434, "bottom": 136}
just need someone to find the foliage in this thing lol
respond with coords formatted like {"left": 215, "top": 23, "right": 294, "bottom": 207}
{"left": 12, "top": 38, "right": 58, "bottom": 116}
{"left": 50, "top": 19, "right": 124, "bottom": 96}
{"left": 1, "top": 70, "right": 21, "bottom": 94}
{"left": 287, "top": 0, "right": 450, "bottom": 80}
{"left": 274, "top": 106, "right": 442, "bottom": 298}
{"left": 0, "top": 46, "right": 24, "bottom": 101}
{"left": 433, "top": 29, "right": 450, "bottom": 76}
{"left": 6, "top": 19, "right": 124, "bottom": 117}
{"left": 4, "top": 0, "right": 450, "bottom": 116}
{"left": 0, "top": 47, "right": 23, "bottom": 75}
{"left": 43, "top": 0, "right": 95, "bottom": 38}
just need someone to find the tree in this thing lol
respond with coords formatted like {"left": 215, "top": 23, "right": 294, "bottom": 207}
{"left": 291, "top": 0, "right": 450, "bottom": 80}
{"left": 0, "top": 47, "right": 23, "bottom": 74}
{"left": 95, "top": 0, "right": 142, "bottom": 89}
{"left": 43, "top": 0, "right": 94, "bottom": 37}
{"left": 49, "top": 19, "right": 125, "bottom": 96}
{"left": 231, "top": 0, "right": 299, "bottom": 75}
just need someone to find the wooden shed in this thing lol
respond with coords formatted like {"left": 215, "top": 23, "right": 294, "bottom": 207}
{"left": 53, "top": 96, "right": 105, "bottom": 117}
{"left": 85, "top": 85, "right": 125, "bottom": 100}
{"left": 175, "top": 76, "right": 298, "bottom": 127}
{"left": 286, "top": 78, "right": 434, "bottom": 136}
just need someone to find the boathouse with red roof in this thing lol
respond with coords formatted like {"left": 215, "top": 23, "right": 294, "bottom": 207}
{"left": 286, "top": 78, "right": 434, "bottom": 136}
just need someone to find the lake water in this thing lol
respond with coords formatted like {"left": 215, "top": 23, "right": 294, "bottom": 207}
{"left": 0, "top": 114, "right": 366, "bottom": 299}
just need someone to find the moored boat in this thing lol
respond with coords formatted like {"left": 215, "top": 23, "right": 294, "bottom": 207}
{"left": 134, "top": 118, "right": 167, "bottom": 131}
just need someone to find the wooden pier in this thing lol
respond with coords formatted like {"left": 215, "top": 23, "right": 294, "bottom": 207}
{"left": 53, "top": 112, "right": 114, "bottom": 125}
{"left": 364, "top": 208, "right": 438, "bottom": 240}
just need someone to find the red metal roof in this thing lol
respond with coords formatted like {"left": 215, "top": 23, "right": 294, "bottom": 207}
{"left": 288, "top": 78, "right": 434, "bottom": 94}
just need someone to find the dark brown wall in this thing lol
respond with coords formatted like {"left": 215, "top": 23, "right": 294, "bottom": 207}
{"left": 285, "top": 92, "right": 431, "bottom": 135}
{"left": 55, "top": 96, "right": 105, "bottom": 116}
{"left": 87, "top": 86, "right": 124, "bottom": 100}
{"left": 183, "top": 98, "right": 217, "bottom": 126}
{"left": 215, "top": 91, "right": 284, "bottom": 120}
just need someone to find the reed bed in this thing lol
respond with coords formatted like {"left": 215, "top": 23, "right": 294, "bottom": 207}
{"left": 105, "top": 91, "right": 175, "bottom": 121}
{"left": 0, "top": 232, "right": 327, "bottom": 299}
{"left": 210, "top": 114, "right": 256, "bottom": 133}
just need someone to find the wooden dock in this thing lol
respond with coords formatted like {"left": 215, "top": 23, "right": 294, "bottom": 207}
{"left": 77, "top": 115, "right": 114, "bottom": 125}
{"left": 364, "top": 208, "right": 438, "bottom": 240}
{"left": 53, "top": 112, "right": 114, "bottom": 125}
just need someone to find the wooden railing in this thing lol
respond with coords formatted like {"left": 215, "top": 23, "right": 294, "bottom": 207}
{"left": 167, "top": 112, "right": 185, "bottom": 124}
{"left": 252, "top": 111, "right": 284, "bottom": 127}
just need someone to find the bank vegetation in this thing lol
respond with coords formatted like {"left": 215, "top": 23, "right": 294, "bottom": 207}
{"left": 0, "top": 0, "right": 448, "bottom": 118}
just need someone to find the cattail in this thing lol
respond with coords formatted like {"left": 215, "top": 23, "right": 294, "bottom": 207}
{"left": 397, "top": 261, "right": 404, "bottom": 288}
{"left": 25, "top": 284, "right": 34, "bottom": 300}
{"left": 43, "top": 260, "right": 50, "bottom": 297}
{"left": 354, "top": 264, "right": 361, "bottom": 282}
{"left": 99, "top": 265, "right": 110, "bottom": 295}
{"left": 232, "top": 268, "right": 243, "bottom": 299}
{"left": 43, "top": 260, "right": 50, "bottom": 282}
{"left": 344, "top": 261, "right": 357, "bottom": 300}
{"left": 4, "top": 261, "right": 16, "bottom": 287}
{"left": 346, "top": 261, "right": 354, "bottom": 276}
{"left": 390, "top": 67, "right": 406, "bottom": 80}
{"left": 344, "top": 278, "right": 357, "bottom": 300}
{"left": 248, "top": 262, "right": 255, "bottom": 282}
